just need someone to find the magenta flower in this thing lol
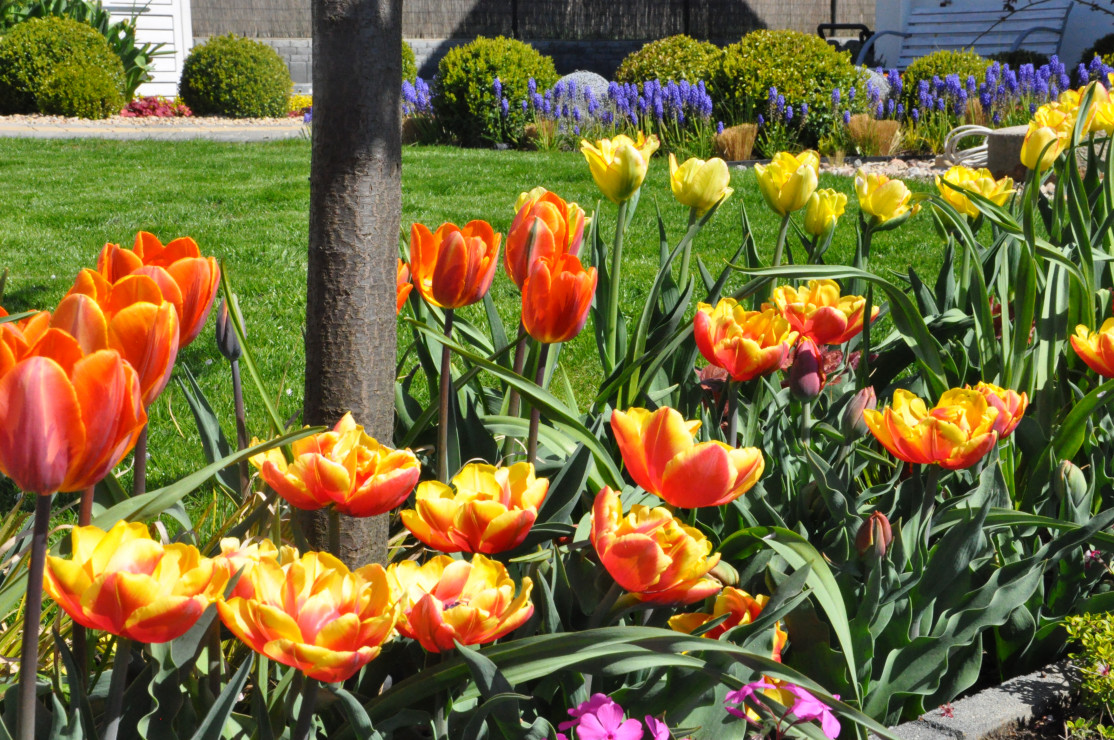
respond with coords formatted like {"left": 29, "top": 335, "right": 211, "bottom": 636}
{"left": 644, "top": 716, "right": 670, "bottom": 740}
{"left": 559, "top": 694, "right": 618, "bottom": 732}
{"left": 786, "top": 685, "right": 841, "bottom": 739}
{"left": 724, "top": 680, "right": 777, "bottom": 720}
{"left": 577, "top": 701, "right": 644, "bottom": 740}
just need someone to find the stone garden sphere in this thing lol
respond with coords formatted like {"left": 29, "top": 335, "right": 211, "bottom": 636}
{"left": 558, "top": 71, "right": 610, "bottom": 100}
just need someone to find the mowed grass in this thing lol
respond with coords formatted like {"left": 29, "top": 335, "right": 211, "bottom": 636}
{"left": 0, "top": 139, "right": 943, "bottom": 493}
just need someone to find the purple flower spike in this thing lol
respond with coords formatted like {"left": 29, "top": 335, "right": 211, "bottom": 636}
{"left": 717, "top": 120, "right": 725, "bottom": 134}
{"left": 492, "top": 77, "right": 502, "bottom": 100}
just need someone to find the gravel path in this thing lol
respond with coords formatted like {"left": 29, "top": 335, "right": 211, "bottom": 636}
{"left": 0, "top": 113, "right": 307, "bottom": 141}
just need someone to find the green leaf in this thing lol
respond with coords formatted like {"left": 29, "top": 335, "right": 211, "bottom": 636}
{"left": 175, "top": 365, "right": 238, "bottom": 495}
{"left": 186, "top": 653, "right": 253, "bottom": 740}
{"left": 219, "top": 269, "right": 285, "bottom": 435}
{"left": 327, "top": 686, "right": 383, "bottom": 740}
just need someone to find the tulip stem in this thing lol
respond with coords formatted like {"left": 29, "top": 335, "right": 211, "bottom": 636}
{"left": 726, "top": 380, "right": 739, "bottom": 448}
{"left": 231, "top": 358, "right": 250, "bottom": 502}
{"left": 527, "top": 342, "right": 550, "bottom": 464}
{"left": 292, "top": 676, "right": 319, "bottom": 740}
{"left": 801, "top": 401, "right": 813, "bottom": 448}
{"left": 590, "top": 581, "right": 625, "bottom": 628}
{"left": 507, "top": 322, "right": 528, "bottom": 418}
{"left": 102, "top": 637, "right": 130, "bottom": 740}
{"left": 678, "top": 207, "right": 698, "bottom": 290}
{"left": 74, "top": 485, "right": 95, "bottom": 685}
{"left": 17, "top": 493, "right": 51, "bottom": 740}
{"left": 328, "top": 507, "right": 341, "bottom": 558}
{"left": 771, "top": 213, "right": 791, "bottom": 270}
{"left": 132, "top": 425, "right": 148, "bottom": 497}
{"left": 605, "top": 199, "right": 630, "bottom": 370}
{"left": 919, "top": 465, "right": 943, "bottom": 550}
{"left": 857, "top": 286, "right": 874, "bottom": 389}
{"left": 438, "top": 309, "right": 456, "bottom": 483}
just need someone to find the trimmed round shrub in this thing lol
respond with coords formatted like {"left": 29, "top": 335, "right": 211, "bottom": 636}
{"left": 37, "top": 62, "right": 123, "bottom": 118}
{"left": 0, "top": 16, "right": 125, "bottom": 115}
{"left": 434, "top": 35, "right": 558, "bottom": 146}
{"left": 180, "top": 34, "right": 291, "bottom": 118}
{"left": 403, "top": 40, "right": 417, "bottom": 84}
{"left": 902, "top": 49, "right": 990, "bottom": 107}
{"left": 614, "top": 35, "right": 722, "bottom": 90}
{"left": 988, "top": 49, "right": 1050, "bottom": 69}
{"left": 715, "top": 29, "right": 860, "bottom": 141}
{"left": 1081, "top": 33, "right": 1114, "bottom": 66}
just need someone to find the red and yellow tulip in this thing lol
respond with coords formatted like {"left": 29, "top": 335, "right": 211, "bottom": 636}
{"left": 401, "top": 462, "right": 548, "bottom": 554}
{"left": 580, "top": 132, "right": 660, "bottom": 203}
{"left": 214, "top": 537, "right": 299, "bottom": 599}
{"left": 521, "top": 253, "right": 597, "bottom": 344}
{"left": 97, "top": 231, "right": 220, "bottom": 348}
{"left": 668, "top": 587, "right": 788, "bottom": 658}
{"left": 250, "top": 412, "right": 420, "bottom": 517}
{"left": 44, "top": 521, "right": 225, "bottom": 642}
{"left": 693, "top": 299, "right": 797, "bottom": 382}
{"left": 863, "top": 388, "right": 1000, "bottom": 469}
{"left": 387, "top": 554, "right": 533, "bottom": 653}
{"left": 765, "top": 279, "right": 877, "bottom": 346}
{"left": 590, "top": 487, "right": 722, "bottom": 604}
{"left": 1072, "top": 318, "right": 1114, "bottom": 377}
{"left": 218, "top": 551, "right": 398, "bottom": 683}
{"left": 396, "top": 259, "right": 413, "bottom": 314}
{"left": 410, "top": 221, "right": 501, "bottom": 309}
{"left": 973, "top": 382, "right": 1027, "bottom": 438}
{"left": 0, "top": 320, "right": 145, "bottom": 494}
{"left": 505, "top": 189, "right": 586, "bottom": 289}
{"left": 610, "top": 407, "right": 763, "bottom": 508}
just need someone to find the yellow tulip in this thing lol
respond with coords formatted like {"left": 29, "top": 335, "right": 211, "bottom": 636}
{"left": 754, "top": 150, "right": 819, "bottom": 216}
{"left": 668, "top": 153, "right": 733, "bottom": 214}
{"left": 580, "top": 132, "right": 660, "bottom": 203}
{"left": 1021, "top": 103, "right": 1072, "bottom": 170}
{"left": 855, "top": 169, "right": 918, "bottom": 225}
{"left": 935, "top": 165, "right": 1014, "bottom": 219}
{"left": 803, "top": 188, "right": 847, "bottom": 237}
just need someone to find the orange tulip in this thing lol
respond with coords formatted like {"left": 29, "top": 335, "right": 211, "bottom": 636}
{"left": 217, "top": 551, "right": 398, "bottom": 682}
{"left": 521, "top": 253, "right": 597, "bottom": 344}
{"left": 401, "top": 462, "right": 548, "bottom": 554}
{"left": 1072, "top": 318, "right": 1114, "bottom": 377}
{"left": 610, "top": 407, "right": 763, "bottom": 508}
{"left": 44, "top": 521, "right": 225, "bottom": 642}
{"left": 397, "top": 259, "right": 413, "bottom": 314}
{"left": 214, "top": 537, "right": 299, "bottom": 599}
{"left": 250, "top": 412, "right": 420, "bottom": 517}
{"left": 973, "top": 382, "right": 1027, "bottom": 438}
{"left": 410, "top": 221, "right": 501, "bottom": 309}
{"left": 505, "top": 189, "right": 586, "bottom": 289}
{"left": 387, "top": 553, "right": 533, "bottom": 653}
{"left": 590, "top": 487, "right": 722, "bottom": 604}
{"left": 693, "top": 299, "right": 797, "bottom": 382}
{"left": 668, "top": 587, "right": 788, "bottom": 657}
{"left": 863, "top": 388, "right": 1000, "bottom": 470}
{"left": 0, "top": 323, "right": 145, "bottom": 494}
{"left": 97, "top": 232, "right": 220, "bottom": 348}
{"left": 765, "top": 280, "right": 877, "bottom": 346}
{"left": 60, "top": 269, "right": 179, "bottom": 406}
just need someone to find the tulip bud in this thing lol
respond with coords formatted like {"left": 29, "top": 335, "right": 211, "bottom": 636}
{"left": 841, "top": 387, "right": 877, "bottom": 440}
{"left": 215, "top": 298, "right": 242, "bottom": 362}
{"left": 1054, "top": 460, "right": 1088, "bottom": 507}
{"left": 709, "top": 559, "right": 740, "bottom": 587}
{"left": 789, "top": 338, "right": 825, "bottom": 401}
{"left": 855, "top": 511, "right": 892, "bottom": 558}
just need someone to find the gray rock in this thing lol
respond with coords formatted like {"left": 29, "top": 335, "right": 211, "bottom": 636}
{"left": 556, "top": 71, "right": 610, "bottom": 101}
{"left": 860, "top": 66, "right": 892, "bottom": 103}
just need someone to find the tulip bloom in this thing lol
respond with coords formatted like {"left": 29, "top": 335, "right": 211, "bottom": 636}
{"left": 396, "top": 259, "right": 413, "bottom": 314}
{"left": 410, "top": 220, "right": 501, "bottom": 309}
{"left": 1072, "top": 318, "right": 1114, "bottom": 377}
{"left": 0, "top": 324, "right": 145, "bottom": 494}
{"left": 218, "top": 552, "right": 398, "bottom": 683}
{"left": 580, "top": 132, "right": 660, "bottom": 203}
{"left": 521, "top": 253, "right": 597, "bottom": 344}
{"left": 401, "top": 462, "right": 548, "bottom": 554}
{"left": 935, "top": 165, "right": 1015, "bottom": 219}
{"left": 250, "top": 412, "right": 420, "bottom": 517}
{"left": 803, "top": 188, "right": 847, "bottom": 237}
{"left": 590, "top": 487, "right": 722, "bottom": 604}
{"left": 973, "top": 382, "right": 1027, "bottom": 438}
{"left": 754, "top": 150, "right": 819, "bottom": 216}
{"left": 669, "top": 587, "right": 787, "bottom": 655}
{"left": 214, "top": 537, "right": 298, "bottom": 599}
{"left": 863, "top": 388, "right": 1000, "bottom": 469}
{"left": 855, "top": 170, "right": 918, "bottom": 225}
{"left": 668, "top": 153, "right": 733, "bottom": 215}
{"left": 1021, "top": 103, "right": 1072, "bottom": 171}
{"left": 61, "top": 269, "right": 180, "bottom": 406}
{"left": 505, "top": 189, "right": 586, "bottom": 289}
{"left": 693, "top": 299, "right": 797, "bottom": 382}
{"left": 387, "top": 554, "right": 534, "bottom": 653}
{"left": 766, "top": 279, "right": 877, "bottom": 346}
{"left": 610, "top": 407, "right": 763, "bottom": 508}
{"left": 44, "top": 521, "right": 225, "bottom": 642}
{"left": 97, "top": 232, "right": 220, "bottom": 348}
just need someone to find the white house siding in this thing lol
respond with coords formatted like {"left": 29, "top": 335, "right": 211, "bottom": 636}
{"left": 105, "top": 0, "right": 192, "bottom": 98}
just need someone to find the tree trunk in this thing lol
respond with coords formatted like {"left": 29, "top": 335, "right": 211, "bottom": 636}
{"left": 303, "top": 0, "right": 401, "bottom": 568}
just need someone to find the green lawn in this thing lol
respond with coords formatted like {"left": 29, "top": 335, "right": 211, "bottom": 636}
{"left": 0, "top": 139, "right": 942, "bottom": 494}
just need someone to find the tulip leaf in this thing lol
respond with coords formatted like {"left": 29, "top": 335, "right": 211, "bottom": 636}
{"left": 175, "top": 365, "right": 238, "bottom": 496}
{"left": 186, "top": 652, "right": 253, "bottom": 740}
{"left": 537, "top": 442, "right": 594, "bottom": 525}
{"left": 327, "top": 686, "right": 383, "bottom": 740}
{"left": 456, "top": 640, "right": 521, "bottom": 727}
{"left": 1046, "top": 378, "right": 1114, "bottom": 462}
{"left": 53, "top": 632, "right": 94, "bottom": 739}
{"left": 0, "top": 310, "right": 36, "bottom": 326}
{"left": 91, "top": 426, "right": 321, "bottom": 530}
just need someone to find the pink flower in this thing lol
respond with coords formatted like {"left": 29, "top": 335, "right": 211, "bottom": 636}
{"left": 724, "top": 680, "right": 777, "bottom": 720}
{"left": 786, "top": 685, "right": 841, "bottom": 739}
{"left": 577, "top": 701, "right": 644, "bottom": 740}
{"left": 559, "top": 694, "right": 618, "bottom": 732}
{"left": 644, "top": 716, "right": 670, "bottom": 740}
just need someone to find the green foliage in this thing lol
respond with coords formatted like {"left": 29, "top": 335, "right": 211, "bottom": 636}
{"left": 433, "top": 35, "right": 558, "bottom": 146}
{"left": 5, "top": 0, "right": 165, "bottom": 99}
{"left": 36, "top": 59, "right": 123, "bottom": 118}
{"left": 987, "top": 49, "right": 1050, "bottom": 69}
{"left": 903, "top": 49, "right": 990, "bottom": 107}
{"left": 715, "top": 29, "right": 860, "bottom": 142}
{"left": 1082, "top": 33, "right": 1114, "bottom": 67}
{"left": 1067, "top": 613, "right": 1114, "bottom": 723}
{"left": 179, "top": 34, "right": 291, "bottom": 118}
{"left": 614, "top": 35, "right": 722, "bottom": 90}
{"left": 402, "top": 39, "right": 417, "bottom": 84}
{"left": 0, "top": 15, "right": 124, "bottom": 114}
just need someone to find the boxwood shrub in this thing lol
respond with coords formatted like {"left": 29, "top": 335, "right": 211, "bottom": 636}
{"left": 180, "top": 34, "right": 291, "bottom": 118}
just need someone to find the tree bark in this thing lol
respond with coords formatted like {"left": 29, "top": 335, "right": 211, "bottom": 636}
{"left": 303, "top": 0, "right": 401, "bottom": 568}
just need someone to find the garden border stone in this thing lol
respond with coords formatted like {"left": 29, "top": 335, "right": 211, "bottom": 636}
{"left": 875, "top": 663, "right": 1075, "bottom": 740}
